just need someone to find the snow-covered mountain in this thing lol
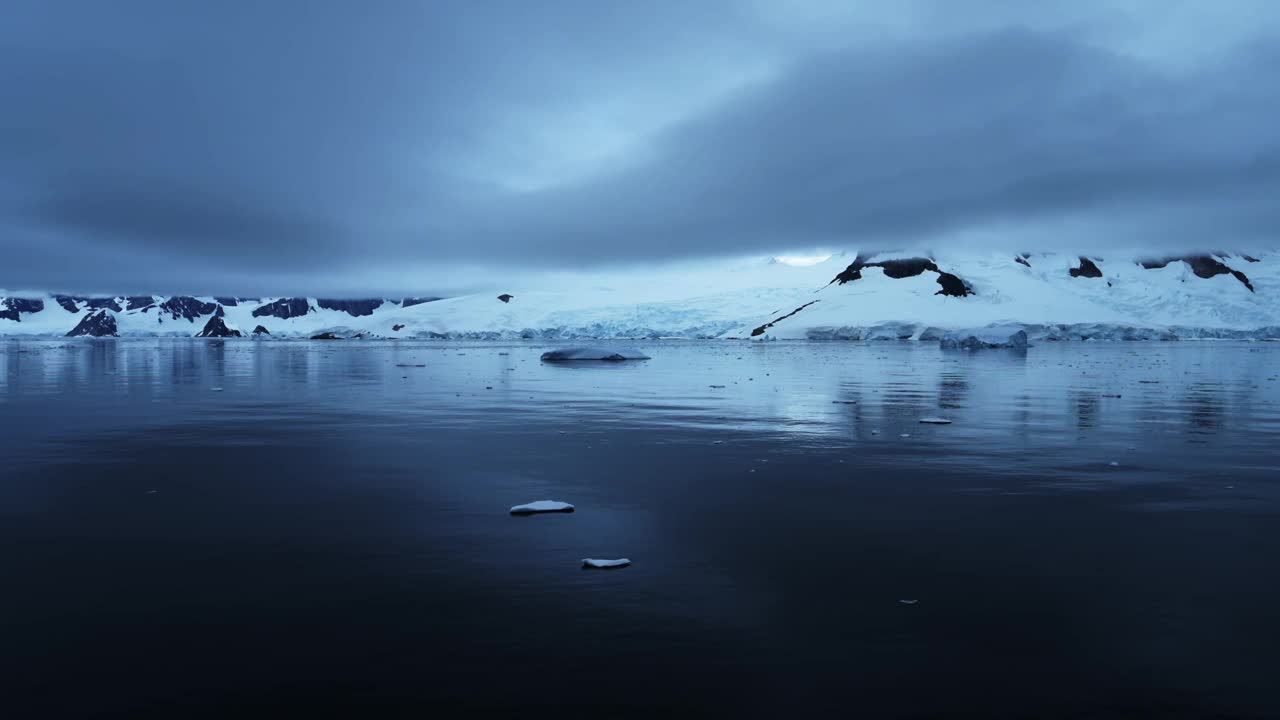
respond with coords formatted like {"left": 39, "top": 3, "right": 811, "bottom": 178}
{"left": 3, "top": 251, "right": 1278, "bottom": 340}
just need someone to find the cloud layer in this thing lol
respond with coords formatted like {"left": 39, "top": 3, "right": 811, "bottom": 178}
{"left": 3, "top": 1, "right": 1278, "bottom": 293}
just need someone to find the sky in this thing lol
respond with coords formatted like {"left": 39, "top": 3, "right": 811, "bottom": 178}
{"left": 2, "top": 0, "right": 1279, "bottom": 295}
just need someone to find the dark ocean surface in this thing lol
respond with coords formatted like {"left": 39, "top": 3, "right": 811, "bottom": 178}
{"left": 3, "top": 339, "right": 1279, "bottom": 718}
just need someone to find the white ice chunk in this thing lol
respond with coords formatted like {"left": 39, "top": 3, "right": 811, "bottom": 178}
{"left": 540, "top": 347, "right": 650, "bottom": 362}
{"left": 918, "top": 417, "right": 952, "bottom": 424}
{"left": 509, "top": 500, "right": 576, "bottom": 515}
{"left": 582, "top": 558, "right": 631, "bottom": 569}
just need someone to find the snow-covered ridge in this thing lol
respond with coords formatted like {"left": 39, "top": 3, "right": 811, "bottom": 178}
{"left": 3, "top": 251, "right": 1278, "bottom": 340}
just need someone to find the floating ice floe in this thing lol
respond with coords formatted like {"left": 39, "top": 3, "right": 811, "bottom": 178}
{"left": 1108, "top": 461, "right": 1120, "bottom": 467}
{"left": 899, "top": 599, "right": 919, "bottom": 605}
{"left": 582, "top": 558, "right": 631, "bottom": 569}
{"left": 918, "top": 417, "right": 952, "bottom": 424}
{"left": 540, "top": 347, "right": 650, "bottom": 362}
{"left": 899, "top": 433, "right": 911, "bottom": 438}
{"left": 509, "top": 500, "right": 576, "bottom": 515}
{"left": 940, "top": 326, "right": 1029, "bottom": 350}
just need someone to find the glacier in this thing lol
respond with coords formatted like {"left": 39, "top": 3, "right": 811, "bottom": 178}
{"left": 2, "top": 250, "right": 1278, "bottom": 341}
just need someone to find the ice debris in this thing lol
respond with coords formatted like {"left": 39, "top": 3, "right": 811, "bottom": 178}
{"left": 510, "top": 500, "right": 576, "bottom": 515}
{"left": 540, "top": 347, "right": 650, "bottom": 362}
{"left": 582, "top": 558, "right": 631, "bottom": 569}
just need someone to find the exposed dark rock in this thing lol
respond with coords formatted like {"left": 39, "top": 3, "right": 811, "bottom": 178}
{"left": 934, "top": 272, "right": 971, "bottom": 297}
{"left": 214, "top": 305, "right": 225, "bottom": 317}
{"left": 126, "top": 296, "right": 155, "bottom": 311}
{"left": 158, "top": 296, "right": 218, "bottom": 321}
{"left": 1, "top": 298, "right": 44, "bottom": 322}
{"left": 1183, "top": 256, "right": 1254, "bottom": 292}
{"left": 55, "top": 296, "right": 122, "bottom": 312}
{"left": 1139, "top": 255, "right": 1254, "bottom": 292}
{"left": 831, "top": 254, "right": 972, "bottom": 296}
{"left": 1015, "top": 255, "right": 1031, "bottom": 267}
{"left": 214, "top": 296, "right": 238, "bottom": 306}
{"left": 252, "top": 325, "right": 270, "bottom": 335}
{"left": 85, "top": 297, "right": 122, "bottom": 311}
{"left": 310, "top": 332, "right": 342, "bottom": 340}
{"left": 832, "top": 263, "right": 864, "bottom": 284}
{"left": 498, "top": 294, "right": 514, "bottom": 303}
{"left": 253, "top": 298, "right": 312, "bottom": 320}
{"left": 751, "top": 300, "right": 820, "bottom": 337}
{"left": 195, "top": 315, "right": 242, "bottom": 337}
{"left": 1069, "top": 257, "right": 1103, "bottom": 278}
{"left": 875, "top": 258, "right": 936, "bottom": 279}
{"left": 66, "top": 310, "right": 117, "bottom": 337}
{"left": 317, "top": 298, "right": 383, "bottom": 317}
{"left": 392, "top": 324, "right": 406, "bottom": 331}
{"left": 1242, "top": 255, "right": 1260, "bottom": 263}
{"left": 400, "top": 297, "right": 440, "bottom": 308}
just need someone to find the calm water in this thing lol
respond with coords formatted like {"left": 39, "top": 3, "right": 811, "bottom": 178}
{"left": 3, "top": 339, "right": 1279, "bottom": 718}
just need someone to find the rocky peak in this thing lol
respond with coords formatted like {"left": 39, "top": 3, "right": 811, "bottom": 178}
{"left": 66, "top": 310, "right": 118, "bottom": 337}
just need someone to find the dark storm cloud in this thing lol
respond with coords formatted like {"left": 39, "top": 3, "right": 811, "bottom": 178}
{"left": 471, "top": 30, "right": 1280, "bottom": 261}
{"left": 1, "top": 1, "right": 1278, "bottom": 293}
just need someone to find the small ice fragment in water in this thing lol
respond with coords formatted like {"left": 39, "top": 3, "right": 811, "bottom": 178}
{"left": 871, "top": 430, "right": 880, "bottom": 435}
{"left": 1108, "top": 461, "right": 1120, "bottom": 467}
{"left": 899, "top": 599, "right": 919, "bottom": 605}
{"left": 540, "top": 347, "right": 650, "bottom": 362}
{"left": 899, "top": 433, "right": 911, "bottom": 438}
{"left": 510, "top": 500, "right": 576, "bottom": 515}
{"left": 918, "top": 417, "right": 951, "bottom": 424}
{"left": 210, "top": 387, "right": 223, "bottom": 392}
{"left": 582, "top": 558, "right": 631, "bottom": 569}
{"left": 709, "top": 385, "right": 725, "bottom": 389}
{"left": 713, "top": 440, "right": 725, "bottom": 445}
{"left": 144, "top": 490, "right": 157, "bottom": 495}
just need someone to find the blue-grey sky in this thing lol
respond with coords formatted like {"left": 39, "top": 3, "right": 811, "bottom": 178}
{"left": 3, "top": 0, "right": 1279, "bottom": 294}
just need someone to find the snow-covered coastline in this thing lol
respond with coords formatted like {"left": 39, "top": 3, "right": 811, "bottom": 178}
{"left": 3, "top": 251, "right": 1277, "bottom": 341}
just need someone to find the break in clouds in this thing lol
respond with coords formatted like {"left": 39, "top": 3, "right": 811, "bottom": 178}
{"left": 2, "top": 0, "right": 1279, "bottom": 294}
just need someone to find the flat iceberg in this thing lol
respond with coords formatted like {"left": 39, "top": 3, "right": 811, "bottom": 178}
{"left": 509, "top": 500, "right": 576, "bottom": 515}
{"left": 940, "top": 326, "right": 1029, "bottom": 350}
{"left": 540, "top": 347, "right": 650, "bottom": 362}
{"left": 582, "top": 558, "right": 631, "bottom": 569}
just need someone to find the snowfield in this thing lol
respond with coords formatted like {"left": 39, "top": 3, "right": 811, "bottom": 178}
{"left": 3, "top": 250, "right": 1278, "bottom": 341}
